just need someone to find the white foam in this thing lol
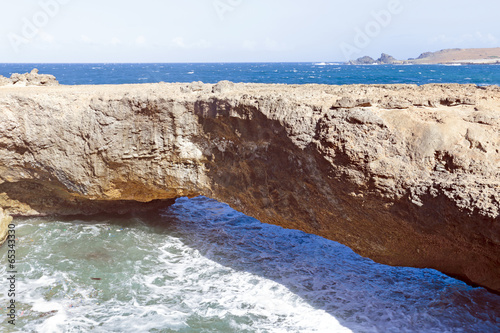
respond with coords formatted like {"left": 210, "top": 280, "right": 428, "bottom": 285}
{"left": 1, "top": 197, "right": 499, "bottom": 332}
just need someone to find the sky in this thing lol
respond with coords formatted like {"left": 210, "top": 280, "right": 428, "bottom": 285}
{"left": 0, "top": 0, "right": 499, "bottom": 63}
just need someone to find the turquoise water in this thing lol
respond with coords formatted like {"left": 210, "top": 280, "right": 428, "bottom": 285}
{"left": 1, "top": 197, "right": 499, "bottom": 332}
{"left": 0, "top": 63, "right": 499, "bottom": 86}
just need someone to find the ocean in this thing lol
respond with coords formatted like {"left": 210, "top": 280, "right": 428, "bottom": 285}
{"left": 1, "top": 63, "right": 499, "bottom": 333}
{"left": 1, "top": 62, "right": 500, "bottom": 86}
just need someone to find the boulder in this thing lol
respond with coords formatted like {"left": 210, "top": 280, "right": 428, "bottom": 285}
{"left": 8, "top": 68, "right": 59, "bottom": 86}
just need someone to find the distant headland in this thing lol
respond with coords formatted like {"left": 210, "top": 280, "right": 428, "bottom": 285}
{"left": 347, "top": 47, "right": 500, "bottom": 65}
{"left": 1, "top": 80, "right": 500, "bottom": 292}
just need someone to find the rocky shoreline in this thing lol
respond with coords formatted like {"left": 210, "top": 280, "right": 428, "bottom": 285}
{"left": 348, "top": 47, "right": 500, "bottom": 65}
{"left": 0, "top": 80, "right": 499, "bottom": 293}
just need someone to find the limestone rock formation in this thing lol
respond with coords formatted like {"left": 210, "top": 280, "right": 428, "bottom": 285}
{"left": 0, "top": 82, "right": 499, "bottom": 293}
{"left": 0, "top": 68, "right": 59, "bottom": 87}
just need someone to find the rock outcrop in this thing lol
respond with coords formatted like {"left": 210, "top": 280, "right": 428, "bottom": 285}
{"left": 348, "top": 56, "right": 376, "bottom": 65}
{"left": 0, "top": 68, "right": 59, "bottom": 87}
{"left": 348, "top": 53, "right": 400, "bottom": 65}
{"left": 412, "top": 48, "right": 500, "bottom": 64}
{"left": 377, "top": 53, "right": 398, "bottom": 64}
{"left": 348, "top": 48, "right": 500, "bottom": 65}
{"left": 0, "top": 82, "right": 499, "bottom": 293}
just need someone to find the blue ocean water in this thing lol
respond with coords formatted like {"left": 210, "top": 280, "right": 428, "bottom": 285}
{"left": 1, "top": 63, "right": 500, "bottom": 332}
{"left": 1, "top": 197, "right": 500, "bottom": 332}
{"left": 0, "top": 62, "right": 499, "bottom": 86}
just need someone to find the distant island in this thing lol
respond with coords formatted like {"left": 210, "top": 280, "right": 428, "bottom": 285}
{"left": 347, "top": 47, "right": 500, "bottom": 65}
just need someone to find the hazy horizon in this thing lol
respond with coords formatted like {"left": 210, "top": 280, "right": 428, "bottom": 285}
{"left": 1, "top": 0, "right": 499, "bottom": 63}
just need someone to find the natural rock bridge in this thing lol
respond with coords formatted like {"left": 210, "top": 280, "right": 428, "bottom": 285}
{"left": 0, "top": 81, "right": 499, "bottom": 293}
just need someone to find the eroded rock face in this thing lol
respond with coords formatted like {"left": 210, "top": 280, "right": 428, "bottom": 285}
{"left": 0, "top": 82, "right": 499, "bottom": 292}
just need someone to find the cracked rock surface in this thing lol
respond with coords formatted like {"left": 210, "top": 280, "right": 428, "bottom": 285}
{"left": 0, "top": 82, "right": 499, "bottom": 292}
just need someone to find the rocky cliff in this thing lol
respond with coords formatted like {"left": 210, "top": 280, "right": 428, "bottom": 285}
{"left": 0, "top": 81, "right": 499, "bottom": 293}
{"left": 412, "top": 48, "right": 500, "bottom": 64}
{"left": 348, "top": 47, "right": 500, "bottom": 65}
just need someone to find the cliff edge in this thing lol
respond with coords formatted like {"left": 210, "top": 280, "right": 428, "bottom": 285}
{"left": 0, "top": 81, "right": 499, "bottom": 292}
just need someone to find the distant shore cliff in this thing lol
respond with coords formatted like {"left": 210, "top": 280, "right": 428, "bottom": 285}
{"left": 348, "top": 47, "right": 500, "bottom": 65}
{"left": 0, "top": 75, "right": 499, "bottom": 293}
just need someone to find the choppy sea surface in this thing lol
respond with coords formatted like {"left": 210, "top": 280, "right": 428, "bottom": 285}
{"left": 0, "top": 63, "right": 499, "bottom": 332}
{"left": 1, "top": 197, "right": 499, "bottom": 333}
{"left": 0, "top": 62, "right": 500, "bottom": 86}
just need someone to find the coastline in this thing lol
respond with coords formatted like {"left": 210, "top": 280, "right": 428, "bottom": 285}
{"left": 347, "top": 47, "right": 500, "bottom": 65}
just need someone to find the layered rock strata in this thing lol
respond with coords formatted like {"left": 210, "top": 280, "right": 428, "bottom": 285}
{"left": 0, "top": 81, "right": 499, "bottom": 292}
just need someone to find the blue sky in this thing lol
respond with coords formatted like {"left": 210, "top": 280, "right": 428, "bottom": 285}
{"left": 1, "top": 0, "right": 499, "bottom": 63}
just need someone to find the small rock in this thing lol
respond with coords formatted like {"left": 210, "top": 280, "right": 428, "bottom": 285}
{"left": 181, "top": 81, "right": 205, "bottom": 93}
{"left": 471, "top": 112, "right": 498, "bottom": 126}
{"left": 347, "top": 109, "right": 386, "bottom": 127}
{"left": 212, "top": 80, "right": 235, "bottom": 93}
{"left": 333, "top": 96, "right": 356, "bottom": 108}
{"left": 8, "top": 69, "right": 59, "bottom": 86}
{"left": 0, "top": 75, "right": 9, "bottom": 86}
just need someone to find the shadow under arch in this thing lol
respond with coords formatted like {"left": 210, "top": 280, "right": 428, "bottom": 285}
{"left": 157, "top": 196, "right": 500, "bottom": 333}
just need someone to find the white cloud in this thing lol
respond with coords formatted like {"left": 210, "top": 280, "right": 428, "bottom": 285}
{"left": 81, "top": 35, "right": 93, "bottom": 44}
{"left": 135, "top": 36, "right": 146, "bottom": 45}
{"left": 430, "top": 32, "right": 498, "bottom": 46}
{"left": 242, "top": 40, "right": 257, "bottom": 51}
{"left": 173, "top": 37, "right": 186, "bottom": 48}
{"left": 467, "top": 32, "right": 498, "bottom": 45}
{"left": 172, "top": 37, "right": 211, "bottom": 49}
{"left": 39, "top": 31, "right": 55, "bottom": 43}
{"left": 111, "top": 37, "right": 121, "bottom": 45}
{"left": 264, "top": 38, "right": 288, "bottom": 51}
{"left": 195, "top": 39, "right": 211, "bottom": 49}
{"left": 265, "top": 38, "right": 278, "bottom": 50}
